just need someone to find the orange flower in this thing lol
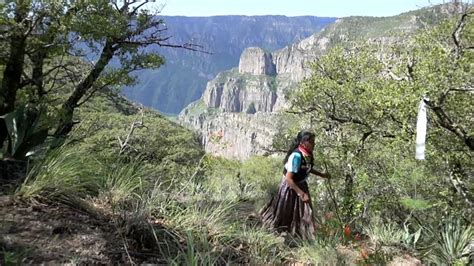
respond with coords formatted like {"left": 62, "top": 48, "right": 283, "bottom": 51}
{"left": 344, "top": 225, "right": 351, "bottom": 237}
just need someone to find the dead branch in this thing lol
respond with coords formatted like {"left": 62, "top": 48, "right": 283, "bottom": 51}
{"left": 452, "top": 12, "right": 469, "bottom": 57}
{"left": 118, "top": 107, "right": 146, "bottom": 155}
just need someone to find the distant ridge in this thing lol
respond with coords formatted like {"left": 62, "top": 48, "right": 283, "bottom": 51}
{"left": 122, "top": 16, "right": 336, "bottom": 114}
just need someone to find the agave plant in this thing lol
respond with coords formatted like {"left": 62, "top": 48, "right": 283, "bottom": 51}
{"left": 422, "top": 218, "right": 473, "bottom": 265}
{"left": 2, "top": 104, "right": 50, "bottom": 160}
{"left": 363, "top": 219, "right": 406, "bottom": 247}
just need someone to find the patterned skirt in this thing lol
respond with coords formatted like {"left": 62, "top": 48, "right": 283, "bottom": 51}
{"left": 260, "top": 178, "right": 316, "bottom": 240}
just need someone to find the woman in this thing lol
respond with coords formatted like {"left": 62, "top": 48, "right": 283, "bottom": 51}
{"left": 260, "top": 130, "right": 330, "bottom": 240}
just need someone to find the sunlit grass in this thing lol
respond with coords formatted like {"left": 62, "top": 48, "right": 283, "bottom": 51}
{"left": 288, "top": 241, "right": 343, "bottom": 265}
{"left": 17, "top": 146, "right": 99, "bottom": 200}
{"left": 14, "top": 143, "right": 468, "bottom": 265}
{"left": 97, "top": 159, "right": 146, "bottom": 206}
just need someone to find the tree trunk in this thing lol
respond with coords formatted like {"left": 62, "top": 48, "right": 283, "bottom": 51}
{"left": 31, "top": 49, "right": 47, "bottom": 100}
{"left": 449, "top": 161, "right": 473, "bottom": 208}
{"left": 54, "top": 41, "right": 116, "bottom": 137}
{"left": 342, "top": 164, "right": 355, "bottom": 224}
{"left": 428, "top": 102, "right": 474, "bottom": 151}
{"left": 0, "top": 6, "right": 28, "bottom": 152}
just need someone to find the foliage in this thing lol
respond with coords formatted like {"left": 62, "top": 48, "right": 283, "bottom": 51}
{"left": 289, "top": 12, "right": 473, "bottom": 226}
{"left": 76, "top": 112, "right": 199, "bottom": 160}
{"left": 0, "top": 248, "right": 29, "bottom": 266}
{"left": 1, "top": 104, "right": 49, "bottom": 159}
{"left": 195, "top": 155, "right": 280, "bottom": 201}
{"left": 0, "top": 0, "right": 200, "bottom": 158}
{"left": 363, "top": 219, "right": 406, "bottom": 247}
{"left": 421, "top": 218, "right": 473, "bottom": 265}
{"left": 169, "top": 230, "right": 220, "bottom": 266}
{"left": 230, "top": 225, "right": 285, "bottom": 263}
{"left": 289, "top": 242, "right": 344, "bottom": 265}
{"left": 97, "top": 158, "right": 146, "bottom": 206}
{"left": 4, "top": 3, "right": 473, "bottom": 265}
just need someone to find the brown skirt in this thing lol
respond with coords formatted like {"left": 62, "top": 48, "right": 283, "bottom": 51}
{"left": 260, "top": 178, "right": 316, "bottom": 240}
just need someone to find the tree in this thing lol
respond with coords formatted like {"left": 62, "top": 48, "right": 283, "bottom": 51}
{"left": 0, "top": 0, "right": 202, "bottom": 158}
{"left": 290, "top": 9, "right": 473, "bottom": 223}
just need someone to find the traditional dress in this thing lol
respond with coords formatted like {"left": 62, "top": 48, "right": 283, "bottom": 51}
{"left": 260, "top": 146, "right": 316, "bottom": 240}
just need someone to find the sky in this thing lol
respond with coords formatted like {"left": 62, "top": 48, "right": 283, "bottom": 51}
{"left": 156, "top": 0, "right": 449, "bottom": 17}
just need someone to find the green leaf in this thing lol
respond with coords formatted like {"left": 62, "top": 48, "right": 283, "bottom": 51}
{"left": 399, "top": 197, "right": 431, "bottom": 211}
{"left": 2, "top": 104, "right": 50, "bottom": 160}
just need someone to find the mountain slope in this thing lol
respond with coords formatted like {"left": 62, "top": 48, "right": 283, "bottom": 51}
{"left": 179, "top": 4, "right": 459, "bottom": 159}
{"left": 122, "top": 16, "right": 336, "bottom": 114}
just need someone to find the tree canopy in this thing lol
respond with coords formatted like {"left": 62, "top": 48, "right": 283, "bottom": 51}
{"left": 0, "top": 0, "right": 200, "bottom": 159}
{"left": 289, "top": 10, "right": 473, "bottom": 223}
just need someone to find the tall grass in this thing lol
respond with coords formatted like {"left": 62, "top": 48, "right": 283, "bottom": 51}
{"left": 168, "top": 230, "right": 220, "bottom": 266}
{"left": 198, "top": 155, "right": 281, "bottom": 202}
{"left": 97, "top": 159, "right": 146, "bottom": 206}
{"left": 16, "top": 145, "right": 390, "bottom": 264}
{"left": 289, "top": 241, "right": 342, "bottom": 265}
{"left": 230, "top": 225, "right": 286, "bottom": 263}
{"left": 157, "top": 199, "right": 235, "bottom": 238}
{"left": 17, "top": 146, "right": 99, "bottom": 200}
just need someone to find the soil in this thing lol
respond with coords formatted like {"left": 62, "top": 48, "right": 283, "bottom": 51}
{"left": 0, "top": 195, "right": 129, "bottom": 264}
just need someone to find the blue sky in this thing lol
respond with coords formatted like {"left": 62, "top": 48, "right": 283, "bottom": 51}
{"left": 157, "top": 0, "right": 447, "bottom": 17}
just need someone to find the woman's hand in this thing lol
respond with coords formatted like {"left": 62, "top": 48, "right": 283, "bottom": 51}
{"left": 299, "top": 192, "right": 310, "bottom": 203}
{"left": 311, "top": 168, "right": 331, "bottom": 179}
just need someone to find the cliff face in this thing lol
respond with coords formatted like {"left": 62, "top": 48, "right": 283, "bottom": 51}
{"left": 238, "top": 47, "right": 276, "bottom": 76}
{"left": 179, "top": 40, "right": 311, "bottom": 159}
{"left": 179, "top": 5, "right": 450, "bottom": 159}
{"left": 202, "top": 73, "right": 278, "bottom": 113}
{"left": 273, "top": 33, "right": 336, "bottom": 81}
{"left": 179, "top": 105, "right": 283, "bottom": 159}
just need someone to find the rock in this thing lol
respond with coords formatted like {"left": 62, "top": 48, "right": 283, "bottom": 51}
{"left": 180, "top": 110, "right": 284, "bottom": 160}
{"left": 238, "top": 47, "right": 276, "bottom": 75}
{"left": 202, "top": 70, "right": 278, "bottom": 113}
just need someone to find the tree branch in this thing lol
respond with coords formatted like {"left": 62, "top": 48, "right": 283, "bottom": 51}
{"left": 424, "top": 99, "right": 473, "bottom": 151}
{"left": 76, "top": 78, "right": 117, "bottom": 107}
{"left": 327, "top": 113, "right": 371, "bottom": 128}
{"left": 452, "top": 12, "right": 469, "bottom": 57}
{"left": 355, "top": 130, "right": 373, "bottom": 155}
{"left": 118, "top": 108, "right": 145, "bottom": 155}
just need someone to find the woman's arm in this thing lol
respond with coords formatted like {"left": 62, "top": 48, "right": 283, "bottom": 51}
{"left": 310, "top": 168, "right": 331, "bottom": 179}
{"left": 285, "top": 172, "right": 310, "bottom": 202}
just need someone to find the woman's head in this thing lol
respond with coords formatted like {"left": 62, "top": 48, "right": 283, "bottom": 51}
{"left": 283, "top": 130, "right": 315, "bottom": 163}
{"left": 297, "top": 130, "right": 315, "bottom": 152}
